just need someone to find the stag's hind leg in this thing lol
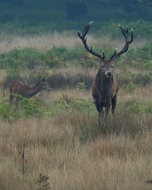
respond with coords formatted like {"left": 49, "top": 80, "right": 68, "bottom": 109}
{"left": 9, "top": 93, "right": 14, "bottom": 105}
{"left": 9, "top": 93, "right": 20, "bottom": 111}
{"left": 111, "top": 95, "right": 117, "bottom": 115}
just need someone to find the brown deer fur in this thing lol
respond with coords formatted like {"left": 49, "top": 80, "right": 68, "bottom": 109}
{"left": 78, "top": 22, "right": 133, "bottom": 116}
{"left": 92, "top": 66, "right": 119, "bottom": 115}
{"left": 9, "top": 78, "right": 50, "bottom": 104}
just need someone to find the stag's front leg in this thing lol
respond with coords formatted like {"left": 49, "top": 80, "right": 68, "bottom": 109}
{"left": 94, "top": 100, "right": 104, "bottom": 117}
{"left": 111, "top": 95, "right": 117, "bottom": 115}
{"left": 105, "top": 106, "right": 110, "bottom": 116}
{"left": 104, "top": 99, "right": 111, "bottom": 116}
{"left": 97, "top": 107, "right": 104, "bottom": 126}
{"left": 9, "top": 93, "right": 14, "bottom": 105}
{"left": 99, "top": 107, "right": 104, "bottom": 117}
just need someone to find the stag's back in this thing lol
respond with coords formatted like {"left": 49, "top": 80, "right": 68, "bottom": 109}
{"left": 9, "top": 81, "right": 30, "bottom": 96}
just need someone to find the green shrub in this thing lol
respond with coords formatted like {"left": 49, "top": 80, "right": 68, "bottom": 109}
{"left": 128, "top": 43, "right": 152, "bottom": 69}
{"left": 120, "top": 99, "right": 152, "bottom": 114}
{"left": 0, "top": 48, "right": 46, "bottom": 70}
{"left": 144, "top": 100, "right": 152, "bottom": 113}
{"left": 2, "top": 69, "right": 22, "bottom": 88}
{"left": 122, "top": 82, "right": 136, "bottom": 92}
{"left": 119, "top": 72, "right": 152, "bottom": 87}
{"left": 0, "top": 96, "right": 44, "bottom": 121}
{"left": 19, "top": 97, "right": 44, "bottom": 117}
{"left": 48, "top": 72, "right": 92, "bottom": 89}
{"left": 133, "top": 73, "right": 152, "bottom": 86}
{"left": 76, "top": 82, "right": 87, "bottom": 90}
{"left": 48, "top": 98, "right": 95, "bottom": 116}
{"left": 144, "top": 61, "right": 152, "bottom": 70}
{"left": 71, "top": 111, "right": 148, "bottom": 143}
{"left": 71, "top": 99, "right": 94, "bottom": 113}
{"left": 0, "top": 101, "right": 12, "bottom": 120}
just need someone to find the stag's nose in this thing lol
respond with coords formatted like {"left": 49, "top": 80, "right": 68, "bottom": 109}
{"left": 105, "top": 71, "right": 112, "bottom": 77}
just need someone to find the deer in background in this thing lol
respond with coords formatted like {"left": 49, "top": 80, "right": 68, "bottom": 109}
{"left": 9, "top": 78, "right": 50, "bottom": 105}
{"left": 78, "top": 22, "right": 133, "bottom": 116}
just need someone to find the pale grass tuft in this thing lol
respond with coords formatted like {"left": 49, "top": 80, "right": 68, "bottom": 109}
{"left": 0, "top": 70, "right": 7, "bottom": 84}
{"left": 0, "top": 60, "right": 151, "bottom": 189}
{"left": 119, "top": 85, "right": 152, "bottom": 103}
{"left": 0, "top": 113, "right": 152, "bottom": 189}
{"left": 0, "top": 32, "right": 148, "bottom": 52}
{"left": 0, "top": 32, "right": 79, "bottom": 52}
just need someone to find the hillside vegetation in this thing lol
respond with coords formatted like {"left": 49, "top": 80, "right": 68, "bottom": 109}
{"left": 0, "top": 1, "right": 151, "bottom": 189}
{"left": 0, "top": 0, "right": 152, "bottom": 35}
{"left": 0, "top": 32, "right": 151, "bottom": 189}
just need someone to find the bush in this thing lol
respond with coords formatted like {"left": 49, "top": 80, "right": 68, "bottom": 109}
{"left": 120, "top": 99, "right": 152, "bottom": 114}
{"left": 48, "top": 72, "right": 92, "bottom": 89}
{"left": 128, "top": 43, "right": 152, "bottom": 69}
{"left": 0, "top": 96, "right": 44, "bottom": 121}
{"left": 133, "top": 73, "right": 152, "bottom": 86}
{"left": 76, "top": 82, "right": 87, "bottom": 90}
{"left": 2, "top": 69, "right": 22, "bottom": 88}
{"left": 19, "top": 97, "right": 44, "bottom": 117}
{"left": 71, "top": 111, "right": 149, "bottom": 143}
{"left": 122, "top": 82, "right": 136, "bottom": 92}
{"left": 48, "top": 98, "right": 95, "bottom": 116}
{"left": 119, "top": 72, "right": 152, "bottom": 88}
{"left": 0, "top": 48, "right": 46, "bottom": 70}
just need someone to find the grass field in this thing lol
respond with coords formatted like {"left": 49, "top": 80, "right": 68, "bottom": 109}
{"left": 0, "top": 33, "right": 151, "bottom": 190}
{"left": 0, "top": 31, "right": 148, "bottom": 52}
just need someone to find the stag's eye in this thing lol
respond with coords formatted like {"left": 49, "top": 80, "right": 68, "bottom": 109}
{"left": 101, "top": 65, "right": 105, "bottom": 68}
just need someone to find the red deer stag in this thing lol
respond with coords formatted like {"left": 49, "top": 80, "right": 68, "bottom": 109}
{"left": 78, "top": 22, "right": 133, "bottom": 116}
{"left": 9, "top": 78, "right": 50, "bottom": 105}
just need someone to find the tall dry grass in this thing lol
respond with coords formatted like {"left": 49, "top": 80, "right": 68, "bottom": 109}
{"left": 0, "top": 32, "right": 151, "bottom": 190}
{"left": 0, "top": 112, "right": 152, "bottom": 190}
{"left": 0, "top": 85, "right": 151, "bottom": 189}
{"left": 0, "top": 32, "right": 148, "bottom": 52}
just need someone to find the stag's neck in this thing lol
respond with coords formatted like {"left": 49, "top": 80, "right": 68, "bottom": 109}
{"left": 24, "top": 85, "right": 42, "bottom": 98}
{"left": 99, "top": 74, "right": 113, "bottom": 98}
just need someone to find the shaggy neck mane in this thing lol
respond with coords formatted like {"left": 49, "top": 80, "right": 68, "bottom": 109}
{"left": 100, "top": 76, "right": 113, "bottom": 97}
{"left": 95, "top": 69, "right": 113, "bottom": 101}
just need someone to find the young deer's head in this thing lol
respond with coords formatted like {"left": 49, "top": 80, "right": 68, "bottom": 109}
{"left": 78, "top": 22, "right": 133, "bottom": 79}
{"left": 37, "top": 78, "right": 50, "bottom": 91}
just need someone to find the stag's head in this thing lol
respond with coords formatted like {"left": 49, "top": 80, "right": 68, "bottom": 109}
{"left": 99, "top": 60, "right": 114, "bottom": 79}
{"left": 78, "top": 22, "right": 133, "bottom": 79}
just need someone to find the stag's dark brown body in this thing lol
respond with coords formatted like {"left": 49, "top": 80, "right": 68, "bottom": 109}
{"left": 9, "top": 78, "right": 50, "bottom": 104}
{"left": 92, "top": 67, "right": 119, "bottom": 115}
{"left": 78, "top": 22, "right": 133, "bottom": 116}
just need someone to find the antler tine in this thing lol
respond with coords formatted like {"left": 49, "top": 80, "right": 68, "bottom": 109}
{"left": 78, "top": 22, "right": 105, "bottom": 60}
{"left": 110, "top": 25, "right": 134, "bottom": 61}
{"left": 83, "top": 21, "right": 93, "bottom": 37}
{"left": 78, "top": 21, "right": 93, "bottom": 40}
{"left": 110, "top": 48, "right": 117, "bottom": 60}
{"left": 120, "top": 26, "right": 127, "bottom": 39}
{"left": 129, "top": 29, "right": 134, "bottom": 44}
{"left": 120, "top": 26, "right": 134, "bottom": 44}
{"left": 102, "top": 50, "right": 105, "bottom": 59}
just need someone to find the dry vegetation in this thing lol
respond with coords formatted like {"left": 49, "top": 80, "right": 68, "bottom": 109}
{"left": 0, "top": 32, "right": 148, "bottom": 52}
{"left": 0, "top": 85, "right": 151, "bottom": 190}
{"left": 0, "top": 33, "right": 151, "bottom": 190}
{"left": 0, "top": 111, "right": 152, "bottom": 190}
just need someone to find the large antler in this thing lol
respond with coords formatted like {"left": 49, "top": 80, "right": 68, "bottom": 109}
{"left": 78, "top": 21, "right": 105, "bottom": 60}
{"left": 110, "top": 25, "right": 133, "bottom": 61}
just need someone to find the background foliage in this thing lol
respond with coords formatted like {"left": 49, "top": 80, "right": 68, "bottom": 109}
{"left": 0, "top": 0, "right": 152, "bottom": 35}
